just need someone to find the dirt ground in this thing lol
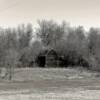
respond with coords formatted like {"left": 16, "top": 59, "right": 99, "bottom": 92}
{"left": 0, "top": 68, "right": 100, "bottom": 100}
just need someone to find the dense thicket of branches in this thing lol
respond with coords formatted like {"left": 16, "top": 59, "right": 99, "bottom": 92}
{"left": 0, "top": 20, "right": 100, "bottom": 72}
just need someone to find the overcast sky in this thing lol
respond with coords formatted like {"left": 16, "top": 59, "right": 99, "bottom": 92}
{"left": 0, "top": 0, "right": 100, "bottom": 30}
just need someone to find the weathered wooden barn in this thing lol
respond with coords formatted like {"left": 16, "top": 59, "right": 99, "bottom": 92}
{"left": 36, "top": 48, "right": 61, "bottom": 67}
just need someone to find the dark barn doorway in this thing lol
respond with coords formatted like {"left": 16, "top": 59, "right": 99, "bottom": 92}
{"left": 37, "top": 56, "right": 46, "bottom": 67}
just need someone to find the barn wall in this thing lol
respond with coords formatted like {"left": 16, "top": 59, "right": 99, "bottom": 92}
{"left": 45, "top": 50, "right": 58, "bottom": 67}
{"left": 45, "top": 56, "right": 57, "bottom": 67}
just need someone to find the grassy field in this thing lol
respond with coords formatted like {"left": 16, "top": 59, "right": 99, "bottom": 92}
{"left": 0, "top": 67, "right": 100, "bottom": 100}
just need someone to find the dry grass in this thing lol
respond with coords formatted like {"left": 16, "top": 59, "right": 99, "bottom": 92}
{"left": 13, "top": 67, "right": 99, "bottom": 81}
{"left": 0, "top": 67, "right": 100, "bottom": 100}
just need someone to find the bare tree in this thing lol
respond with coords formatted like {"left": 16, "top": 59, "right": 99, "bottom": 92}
{"left": 4, "top": 49, "right": 19, "bottom": 80}
{"left": 88, "top": 28, "right": 100, "bottom": 70}
{"left": 36, "top": 20, "right": 67, "bottom": 49}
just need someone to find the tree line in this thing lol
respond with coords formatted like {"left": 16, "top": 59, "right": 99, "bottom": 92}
{"left": 0, "top": 20, "right": 100, "bottom": 71}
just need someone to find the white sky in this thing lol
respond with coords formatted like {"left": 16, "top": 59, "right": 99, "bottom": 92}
{"left": 0, "top": 0, "right": 100, "bottom": 30}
